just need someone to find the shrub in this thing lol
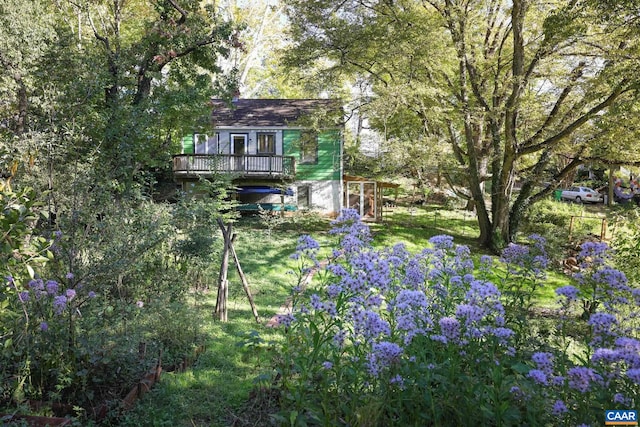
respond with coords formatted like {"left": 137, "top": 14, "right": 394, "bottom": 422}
{"left": 1, "top": 183, "right": 223, "bottom": 418}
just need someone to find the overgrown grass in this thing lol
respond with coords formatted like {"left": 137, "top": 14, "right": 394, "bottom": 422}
{"left": 120, "top": 219, "right": 314, "bottom": 427}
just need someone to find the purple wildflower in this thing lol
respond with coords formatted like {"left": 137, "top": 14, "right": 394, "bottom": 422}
{"left": 491, "top": 327, "right": 514, "bottom": 344}
{"left": 429, "top": 334, "right": 448, "bottom": 344}
{"left": 46, "top": 280, "right": 59, "bottom": 295}
{"left": 555, "top": 285, "right": 579, "bottom": 302}
{"left": 53, "top": 295, "right": 67, "bottom": 314}
{"left": 528, "top": 369, "right": 548, "bottom": 385}
{"left": 479, "top": 255, "right": 493, "bottom": 271}
{"left": 510, "top": 386, "right": 525, "bottom": 400}
{"left": 18, "top": 291, "right": 30, "bottom": 302}
{"left": 551, "top": 400, "right": 568, "bottom": 416}
{"left": 333, "top": 330, "right": 347, "bottom": 347}
{"left": 310, "top": 294, "right": 323, "bottom": 310}
{"left": 275, "top": 313, "right": 295, "bottom": 327}
{"left": 296, "top": 235, "right": 320, "bottom": 252}
{"left": 389, "top": 374, "right": 405, "bottom": 389}
{"left": 366, "top": 341, "right": 403, "bottom": 377}
{"left": 578, "top": 241, "right": 610, "bottom": 265}
{"left": 614, "top": 393, "right": 630, "bottom": 405}
{"left": 329, "top": 209, "right": 372, "bottom": 251}
{"left": 455, "top": 304, "right": 485, "bottom": 325}
{"left": 567, "top": 367, "right": 600, "bottom": 393}
{"left": 439, "top": 317, "right": 460, "bottom": 342}
{"left": 40, "top": 322, "right": 48, "bottom": 331}
{"left": 402, "top": 258, "right": 426, "bottom": 288}
{"left": 500, "top": 243, "right": 530, "bottom": 268}
{"left": 28, "top": 279, "right": 45, "bottom": 299}
{"left": 588, "top": 312, "right": 618, "bottom": 345}
{"left": 465, "top": 280, "right": 500, "bottom": 303}
{"left": 592, "top": 267, "right": 628, "bottom": 290}
{"left": 322, "top": 361, "right": 333, "bottom": 369}
{"left": 429, "top": 235, "right": 454, "bottom": 250}
{"left": 65, "top": 289, "right": 76, "bottom": 301}
{"left": 591, "top": 348, "right": 619, "bottom": 364}
{"left": 626, "top": 368, "right": 640, "bottom": 384}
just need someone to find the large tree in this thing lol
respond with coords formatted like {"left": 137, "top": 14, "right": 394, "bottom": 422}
{"left": 1, "top": 0, "right": 241, "bottom": 195}
{"left": 284, "top": 0, "right": 640, "bottom": 251}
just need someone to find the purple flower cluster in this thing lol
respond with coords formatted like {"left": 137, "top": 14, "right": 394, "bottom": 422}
{"left": 555, "top": 285, "right": 579, "bottom": 302}
{"left": 567, "top": 367, "right": 601, "bottom": 393}
{"left": 277, "top": 209, "right": 640, "bottom": 426}
{"left": 366, "top": 341, "right": 403, "bottom": 377}
{"left": 551, "top": 400, "right": 568, "bottom": 416}
{"left": 500, "top": 234, "right": 549, "bottom": 277}
{"left": 428, "top": 235, "right": 455, "bottom": 250}
{"left": 578, "top": 241, "right": 610, "bottom": 267}
{"left": 572, "top": 241, "right": 634, "bottom": 313}
{"left": 439, "top": 317, "right": 460, "bottom": 342}
{"left": 390, "top": 289, "right": 432, "bottom": 344}
{"left": 16, "top": 277, "right": 97, "bottom": 321}
{"left": 291, "top": 235, "right": 320, "bottom": 262}
{"left": 329, "top": 209, "right": 372, "bottom": 253}
{"left": 532, "top": 352, "right": 554, "bottom": 374}
{"left": 587, "top": 312, "right": 618, "bottom": 346}
{"left": 590, "top": 337, "right": 640, "bottom": 374}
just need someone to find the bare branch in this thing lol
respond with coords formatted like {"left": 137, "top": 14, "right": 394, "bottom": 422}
{"left": 519, "top": 80, "right": 633, "bottom": 156}
{"left": 166, "top": 0, "right": 188, "bottom": 24}
{"left": 522, "top": 61, "right": 586, "bottom": 148}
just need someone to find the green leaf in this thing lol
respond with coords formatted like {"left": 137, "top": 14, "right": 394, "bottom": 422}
{"left": 511, "top": 362, "right": 531, "bottom": 374}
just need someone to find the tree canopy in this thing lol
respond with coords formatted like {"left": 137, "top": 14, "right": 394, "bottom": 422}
{"left": 283, "top": 0, "right": 640, "bottom": 251}
{"left": 1, "top": 0, "right": 241, "bottom": 197}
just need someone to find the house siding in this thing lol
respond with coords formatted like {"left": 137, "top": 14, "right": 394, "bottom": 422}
{"left": 283, "top": 129, "right": 341, "bottom": 181}
{"left": 182, "top": 134, "right": 194, "bottom": 154}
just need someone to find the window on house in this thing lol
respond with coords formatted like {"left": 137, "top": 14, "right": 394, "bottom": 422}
{"left": 297, "top": 184, "right": 311, "bottom": 209}
{"left": 257, "top": 133, "right": 276, "bottom": 154}
{"left": 193, "top": 133, "right": 207, "bottom": 154}
{"left": 299, "top": 131, "right": 318, "bottom": 164}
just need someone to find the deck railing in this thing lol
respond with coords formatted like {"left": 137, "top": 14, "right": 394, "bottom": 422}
{"left": 173, "top": 154, "right": 296, "bottom": 178}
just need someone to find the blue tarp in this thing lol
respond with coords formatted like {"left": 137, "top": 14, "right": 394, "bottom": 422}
{"left": 237, "top": 186, "right": 294, "bottom": 196}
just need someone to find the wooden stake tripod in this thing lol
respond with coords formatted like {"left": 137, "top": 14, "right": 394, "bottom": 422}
{"left": 214, "top": 218, "right": 260, "bottom": 323}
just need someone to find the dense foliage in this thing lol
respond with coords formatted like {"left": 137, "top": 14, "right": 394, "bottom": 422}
{"left": 272, "top": 209, "right": 639, "bottom": 426}
{"left": 0, "top": 180, "right": 233, "bottom": 422}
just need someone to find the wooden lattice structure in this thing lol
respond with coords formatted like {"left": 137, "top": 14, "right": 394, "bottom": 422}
{"left": 343, "top": 175, "right": 400, "bottom": 222}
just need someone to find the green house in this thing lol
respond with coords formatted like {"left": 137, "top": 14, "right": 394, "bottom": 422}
{"left": 173, "top": 99, "right": 344, "bottom": 214}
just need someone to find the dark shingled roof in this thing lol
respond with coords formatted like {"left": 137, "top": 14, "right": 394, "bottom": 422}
{"left": 210, "top": 99, "right": 342, "bottom": 127}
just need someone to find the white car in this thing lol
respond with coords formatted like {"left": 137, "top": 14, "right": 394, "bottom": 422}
{"left": 561, "top": 186, "right": 603, "bottom": 203}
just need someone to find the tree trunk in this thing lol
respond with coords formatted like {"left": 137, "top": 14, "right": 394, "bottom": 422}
{"left": 16, "top": 77, "right": 28, "bottom": 135}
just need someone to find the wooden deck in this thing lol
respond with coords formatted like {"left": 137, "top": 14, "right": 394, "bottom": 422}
{"left": 173, "top": 154, "right": 296, "bottom": 178}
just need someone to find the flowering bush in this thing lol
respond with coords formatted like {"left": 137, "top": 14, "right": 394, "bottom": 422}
{"left": 6, "top": 272, "right": 99, "bottom": 404}
{"left": 1, "top": 191, "right": 208, "bottom": 417}
{"left": 272, "top": 209, "right": 639, "bottom": 426}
